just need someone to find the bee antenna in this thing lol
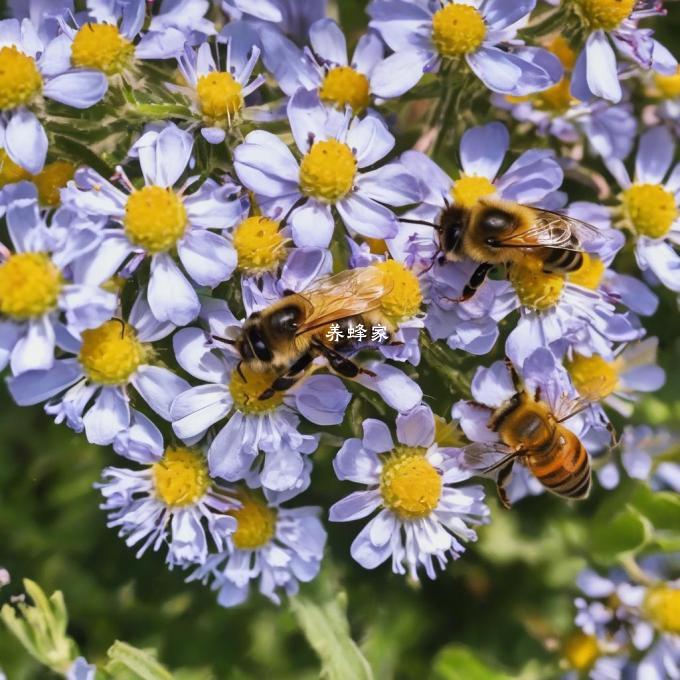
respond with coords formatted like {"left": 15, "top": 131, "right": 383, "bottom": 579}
{"left": 212, "top": 334, "right": 236, "bottom": 345}
{"left": 279, "top": 196, "right": 307, "bottom": 229}
{"left": 236, "top": 360, "right": 246, "bottom": 383}
{"left": 111, "top": 317, "right": 126, "bottom": 338}
{"left": 398, "top": 217, "right": 440, "bottom": 230}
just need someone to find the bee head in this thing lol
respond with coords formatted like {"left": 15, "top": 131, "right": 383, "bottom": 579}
{"left": 266, "top": 304, "right": 302, "bottom": 339}
{"left": 241, "top": 312, "right": 273, "bottom": 362}
{"left": 439, "top": 205, "right": 467, "bottom": 254}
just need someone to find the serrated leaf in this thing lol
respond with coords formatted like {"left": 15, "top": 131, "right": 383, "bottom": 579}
{"left": 104, "top": 641, "right": 173, "bottom": 680}
{"left": 432, "top": 645, "right": 514, "bottom": 680}
{"left": 290, "top": 591, "right": 374, "bottom": 680}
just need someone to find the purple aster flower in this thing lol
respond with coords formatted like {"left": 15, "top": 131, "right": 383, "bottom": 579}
{"left": 259, "top": 18, "right": 387, "bottom": 116}
{"left": 618, "top": 425, "right": 680, "bottom": 493}
{"left": 452, "top": 348, "right": 611, "bottom": 505}
{"left": 6, "top": 292, "right": 188, "bottom": 447}
{"left": 0, "top": 18, "right": 107, "bottom": 173}
{"left": 173, "top": 36, "right": 266, "bottom": 144}
{"left": 62, "top": 123, "right": 249, "bottom": 326}
{"left": 330, "top": 403, "right": 489, "bottom": 579}
{"left": 569, "top": 0, "right": 677, "bottom": 103}
{"left": 233, "top": 88, "right": 421, "bottom": 248}
{"left": 368, "top": 0, "right": 562, "bottom": 98}
{"left": 0, "top": 182, "right": 116, "bottom": 375}
{"left": 188, "top": 488, "right": 326, "bottom": 606}
{"left": 97, "top": 443, "right": 238, "bottom": 567}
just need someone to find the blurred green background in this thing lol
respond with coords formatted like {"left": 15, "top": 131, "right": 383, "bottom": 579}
{"left": 1, "top": 2, "right": 680, "bottom": 679}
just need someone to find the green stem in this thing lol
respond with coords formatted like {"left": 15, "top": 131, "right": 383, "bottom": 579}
{"left": 420, "top": 333, "right": 470, "bottom": 397}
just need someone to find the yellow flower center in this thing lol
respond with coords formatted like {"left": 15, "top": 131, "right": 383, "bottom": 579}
{"left": 71, "top": 23, "right": 134, "bottom": 76}
{"left": 574, "top": 0, "right": 635, "bottom": 31}
{"left": 565, "top": 353, "right": 619, "bottom": 400}
{"left": 152, "top": 447, "right": 210, "bottom": 508}
{"left": 299, "top": 139, "right": 357, "bottom": 203}
{"left": 0, "top": 252, "right": 63, "bottom": 319}
{"left": 432, "top": 3, "right": 486, "bottom": 58}
{"left": 0, "top": 45, "right": 43, "bottom": 110}
{"left": 196, "top": 71, "right": 244, "bottom": 124}
{"left": 547, "top": 35, "right": 577, "bottom": 71}
{"left": 654, "top": 67, "right": 680, "bottom": 99}
{"left": 364, "top": 238, "right": 389, "bottom": 255}
{"left": 33, "top": 161, "right": 76, "bottom": 207}
{"left": 451, "top": 175, "right": 496, "bottom": 208}
{"left": 319, "top": 66, "right": 371, "bottom": 113}
{"left": 233, "top": 216, "right": 286, "bottom": 273}
{"left": 563, "top": 632, "right": 600, "bottom": 672}
{"left": 229, "top": 491, "right": 278, "bottom": 550}
{"left": 568, "top": 253, "right": 605, "bottom": 290}
{"left": 509, "top": 262, "right": 565, "bottom": 310}
{"left": 621, "top": 183, "right": 678, "bottom": 239}
{"left": 374, "top": 260, "right": 422, "bottom": 324}
{"left": 0, "top": 149, "right": 31, "bottom": 186}
{"left": 124, "top": 186, "right": 188, "bottom": 253}
{"left": 532, "top": 77, "right": 575, "bottom": 114}
{"left": 644, "top": 586, "right": 680, "bottom": 635}
{"left": 79, "top": 320, "right": 146, "bottom": 385}
{"left": 229, "top": 364, "right": 285, "bottom": 414}
{"left": 380, "top": 446, "right": 442, "bottom": 520}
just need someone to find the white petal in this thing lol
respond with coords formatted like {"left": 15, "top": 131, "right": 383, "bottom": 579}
{"left": 131, "top": 365, "right": 190, "bottom": 420}
{"left": 148, "top": 253, "right": 200, "bottom": 326}
{"left": 178, "top": 230, "right": 236, "bottom": 287}
{"left": 5, "top": 109, "right": 47, "bottom": 174}
{"left": 83, "top": 387, "right": 130, "bottom": 445}
{"left": 43, "top": 70, "right": 108, "bottom": 108}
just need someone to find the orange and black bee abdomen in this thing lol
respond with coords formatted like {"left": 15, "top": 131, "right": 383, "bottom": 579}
{"left": 526, "top": 429, "right": 591, "bottom": 500}
{"left": 542, "top": 247, "right": 583, "bottom": 274}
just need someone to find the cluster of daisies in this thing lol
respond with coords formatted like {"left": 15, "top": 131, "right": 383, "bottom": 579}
{"left": 0, "top": 0, "right": 678, "bottom": 669}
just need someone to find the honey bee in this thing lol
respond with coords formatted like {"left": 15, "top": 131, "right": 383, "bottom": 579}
{"left": 226, "top": 267, "right": 396, "bottom": 400}
{"left": 462, "top": 361, "right": 592, "bottom": 508}
{"left": 402, "top": 196, "right": 604, "bottom": 301}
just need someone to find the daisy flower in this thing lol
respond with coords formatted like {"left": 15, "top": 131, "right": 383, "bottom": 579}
{"left": 189, "top": 487, "right": 326, "bottom": 606}
{"left": 0, "top": 182, "right": 116, "bottom": 375}
{"left": 62, "top": 123, "right": 249, "bottom": 325}
{"left": 452, "top": 348, "right": 611, "bottom": 503}
{"left": 568, "top": 0, "right": 677, "bottom": 103}
{"left": 601, "top": 126, "right": 680, "bottom": 294}
{"left": 233, "top": 88, "right": 421, "bottom": 249}
{"left": 173, "top": 37, "right": 266, "bottom": 144}
{"left": 97, "top": 443, "right": 238, "bottom": 567}
{"left": 368, "top": 0, "right": 562, "bottom": 98}
{"left": 388, "top": 121, "right": 565, "bottom": 356}
{"left": 646, "top": 65, "right": 680, "bottom": 137}
{"left": 260, "top": 18, "right": 386, "bottom": 116}
{"left": 6, "top": 293, "right": 189, "bottom": 447}
{"left": 329, "top": 404, "right": 489, "bottom": 579}
{"left": 0, "top": 18, "right": 107, "bottom": 173}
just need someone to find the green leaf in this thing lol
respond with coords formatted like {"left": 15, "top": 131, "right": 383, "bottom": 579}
{"left": 431, "top": 645, "right": 514, "bottom": 680}
{"left": 629, "top": 486, "right": 680, "bottom": 532}
{"left": 104, "top": 641, "right": 174, "bottom": 680}
{"left": 589, "top": 505, "right": 651, "bottom": 564}
{"left": 290, "top": 587, "right": 374, "bottom": 680}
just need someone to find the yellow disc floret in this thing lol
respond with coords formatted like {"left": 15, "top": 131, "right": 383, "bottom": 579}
{"left": 0, "top": 252, "right": 63, "bottom": 319}
{"left": 152, "top": 447, "right": 210, "bottom": 508}
{"left": 33, "top": 161, "right": 75, "bottom": 207}
{"left": 71, "top": 23, "right": 134, "bottom": 75}
{"left": 533, "top": 78, "right": 575, "bottom": 114}
{"left": 568, "top": 253, "right": 605, "bottom": 290}
{"left": 654, "top": 66, "right": 680, "bottom": 99}
{"left": 233, "top": 216, "right": 286, "bottom": 273}
{"left": 229, "top": 364, "right": 285, "bottom": 414}
{"left": 644, "top": 585, "right": 680, "bottom": 635}
{"left": 299, "top": 139, "right": 357, "bottom": 202}
{"left": 621, "top": 183, "right": 678, "bottom": 239}
{"left": 0, "top": 149, "right": 31, "bottom": 186}
{"left": 380, "top": 446, "right": 442, "bottom": 520}
{"left": 547, "top": 35, "right": 578, "bottom": 71}
{"left": 196, "top": 71, "right": 244, "bottom": 124}
{"left": 374, "top": 259, "right": 422, "bottom": 323}
{"left": 431, "top": 3, "right": 487, "bottom": 58}
{"left": 319, "top": 66, "right": 371, "bottom": 113}
{"left": 0, "top": 45, "right": 43, "bottom": 110}
{"left": 509, "top": 261, "right": 565, "bottom": 310}
{"left": 79, "top": 320, "right": 146, "bottom": 385}
{"left": 451, "top": 175, "right": 496, "bottom": 208}
{"left": 229, "top": 491, "right": 277, "bottom": 550}
{"left": 566, "top": 353, "right": 619, "bottom": 400}
{"left": 124, "top": 186, "right": 188, "bottom": 253}
{"left": 574, "top": 0, "right": 635, "bottom": 31}
{"left": 562, "top": 632, "right": 600, "bottom": 672}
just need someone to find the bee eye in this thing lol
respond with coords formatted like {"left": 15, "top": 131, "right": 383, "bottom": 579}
{"left": 480, "top": 209, "right": 514, "bottom": 233}
{"left": 269, "top": 306, "right": 300, "bottom": 336}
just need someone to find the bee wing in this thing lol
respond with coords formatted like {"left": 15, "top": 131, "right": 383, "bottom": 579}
{"left": 294, "top": 267, "right": 392, "bottom": 335}
{"left": 494, "top": 208, "right": 606, "bottom": 252}
{"left": 552, "top": 392, "right": 593, "bottom": 424}
{"left": 462, "top": 442, "right": 519, "bottom": 473}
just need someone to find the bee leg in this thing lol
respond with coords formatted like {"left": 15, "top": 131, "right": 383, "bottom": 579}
{"left": 504, "top": 357, "right": 522, "bottom": 392}
{"left": 258, "top": 352, "right": 314, "bottom": 400}
{"left": 311, "top": 340, "right": 370, "bottom": 378}
{"left": 496, "top": 461, "right": 514, "bottom": 509}
{"left": 441, "top": 262, "right": 493, "bottom": 303}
